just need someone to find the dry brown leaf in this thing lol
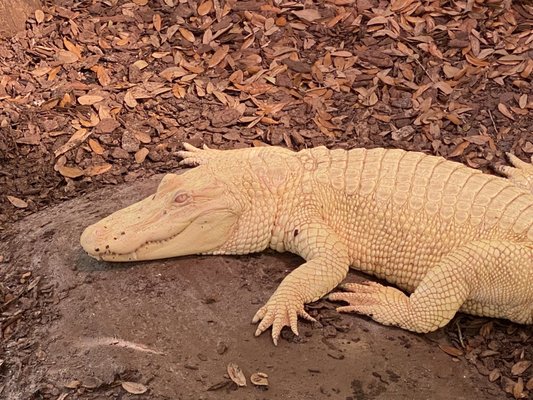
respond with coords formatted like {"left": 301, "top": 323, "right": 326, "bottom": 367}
{"left": 198, "top": 0, "right": 212, "bottom": 16}
{"left": 250, "top": 372, "right": 269, "bottom": 386}
{"left": 63, "top": 38, "right": 82, "bottom": 59}
{"left": 489, "top": 369, "right": 501, "bottom": 382}
{"left": 48, "top": 66, "right": 61, "bottom": 81}
{"left": 172, "top": 84, "right": 186, "bottom": 99}
{"left": 153, "top": 14, "right": 162, "bottom": 31}
{"left": 79, "top": 112, "right": 100, "bottom": 127}
{"left": 520, "top": 60, "right": 533, "bottom": 79}
{"left": 292, "top": 9, "right": 322, "bottom": 22}
{"left": 367, "top": 16, "right": 389, "bottom": 25}
{"left": 78, "top": 95, "right": 104, "bottom": 106}
{"left": 518, "top": 94, "right": 527, "bottom": 109}
{"left": 511, "top": 361, "right": 531, "bottom": 376}
{"left": 160, "top": 67, "right": 188, "bottom": 81}
{"left": 54, "top": 129, "right": 91, "bottom": 157}
{"left": 523, "top": 142, "right": 533, "bottom": 153}
{"left": 448, "top": 141, "right": 470, "bottom": 157}
{"left": 134, "top": 130, "right": 151, "bottom": 144}
{"left": 133, "top": 60, "right": 149, "bottom": 70}
{"left": 179, "top": 28, "right": 195, "bottom": 43}
{"left": 7, "top": 196, "right": 28, "bottom": 209}
{"left": 526, "top": 377, "right": 533, "bottom": 390}
{"left": 92, "top": 65, "right": 112, "bottom": 86}
{"left": 465, "top": 53, "right": 490, "bottom": 67}
{"left": 132, "top": 0, "right": 148, "bottom": 5}
{"left": 135, "top": 148, "right": 150, "bottom": 163}
{"left": 56, "top": 50, "right": 79, "bottom": 64}
{"left": 35, "top": 9, "right": 45, "bottom": 24}
{"left": 57, "top": 165, "right": 84, "bottom": 179}
{"left": 124, "top": 91, "right": 138, "bottom": 108}
{"left": 497, "top": 103, "right": 515, "bottom": 120}
{"left": 464, "top": 135, "right": 490, "bottom": 145}
{"left": 373, "top": 114, "right": 391, "bottom": 122}
{"left": 446, "top": 113, "right": 462, "bottom": 125}
{"left": 208, "top": 45, "right": 229, "bottom": 68}
{"left": 513, "top": 378, "right": 524, "bottom": 399}
{"left": 121, "top": 381, "right": 148, "bottom": 395}
{"left": 438, "top": 344, "right": 464, "bottom": 357}
{"left": 32, "top": 66, "right": 51, "bottom": 77}
{"left": 391, "top": 0, "right": 416, "bottom": 12}
{"left": 84, "top": 163, "right": 112, "bottom": 177}
{"left": 434, "top": 81, "right": 453, "bottom": 95}
{"left": 227, "top": 363, "right": 246, "bottom": 387}
{"left": 88, "top": 139, "right": 104, "bottom": 155}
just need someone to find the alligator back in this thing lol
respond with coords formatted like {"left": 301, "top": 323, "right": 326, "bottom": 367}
{"left": 291, "top": 147, "right": 533, "bottom": 290}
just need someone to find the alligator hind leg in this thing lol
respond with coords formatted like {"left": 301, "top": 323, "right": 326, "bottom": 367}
{"left": 329, "top": 248, "right": 472, "bottom": 333}
{"left": 329, "top": 270, "right": 470, "bottom": 333}
{"left": 329, "top": 241, "right": 533, "bottom": 332}
{"left": 329, "top": 240, "right": 533, "bottom": 332}
{"left": 496, "top": 153, "right": 533, "bottom": 193}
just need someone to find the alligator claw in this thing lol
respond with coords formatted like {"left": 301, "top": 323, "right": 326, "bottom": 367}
{"left": 252, "top": 292, "right": 316, "bottom": 345}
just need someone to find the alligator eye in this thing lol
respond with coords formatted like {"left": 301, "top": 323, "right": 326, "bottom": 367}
{"left": 174, "top": 193, "right": 189, "bottom": 203}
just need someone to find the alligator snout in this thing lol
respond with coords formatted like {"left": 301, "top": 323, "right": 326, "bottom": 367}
{"left": 80, "top": 223, "right": 110, "bottom": 256}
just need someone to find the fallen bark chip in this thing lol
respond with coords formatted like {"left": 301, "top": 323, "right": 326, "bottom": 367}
{"left": 207, "top": 380, "right": 231, "bottom": 391}
{"left": 63, "top": 380, "right": 81, "bottom": 389}
{"left": 81, "top": 376, "right": 102, "bottom": 389}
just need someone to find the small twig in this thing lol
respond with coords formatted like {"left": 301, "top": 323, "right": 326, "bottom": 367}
{"left": 0, "top": 277, "right": 41, "bottom": 312}
{"left": 399, "top": 39, "right": 436, "bottom": 83}
{"left": 79, "top": 337, "right": 166, "bottom": 355}
{"left": 488, "top": 109, "right": 498, "bottom": 134}
{"left": 456, "top": 321, "right": 465, "bottom": 348}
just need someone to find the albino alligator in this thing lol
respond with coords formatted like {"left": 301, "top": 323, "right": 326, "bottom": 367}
{"left": 80, "top": 144, "right": 533, "bottom": 345}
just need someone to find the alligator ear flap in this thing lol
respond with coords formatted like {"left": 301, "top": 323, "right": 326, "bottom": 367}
{"left": 177, "top": 142, "right": 217, "bottom": 167}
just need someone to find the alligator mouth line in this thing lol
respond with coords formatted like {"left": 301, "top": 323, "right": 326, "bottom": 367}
{"left": 92, "top": 220, "right": 193, "bottom": 260}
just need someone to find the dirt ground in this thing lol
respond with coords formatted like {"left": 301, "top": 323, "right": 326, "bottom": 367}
{"left": 0, "top": 176, "right": 516, "bottom": 399}
{"left": 1, "top": 0, "right": 533, "bottom": 399}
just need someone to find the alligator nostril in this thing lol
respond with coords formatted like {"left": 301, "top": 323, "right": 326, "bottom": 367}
{"left": 95, "top": 248, "right": 100, "bottom": 252}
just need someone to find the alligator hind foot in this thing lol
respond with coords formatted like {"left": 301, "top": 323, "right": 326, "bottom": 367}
{"left": 329, "top": 281, "right": 417, "bottom": 330}
{"left": 497, "top": 153, "right": 533, "bottom": 193}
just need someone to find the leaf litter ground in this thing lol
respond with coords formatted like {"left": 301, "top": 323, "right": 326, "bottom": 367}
{"left": 0, "top": 0, "right": 532, "bottom": 398}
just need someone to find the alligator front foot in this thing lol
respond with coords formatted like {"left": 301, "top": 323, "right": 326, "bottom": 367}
{"left": 252, "top": 289, "right": 316, "bottom": 345}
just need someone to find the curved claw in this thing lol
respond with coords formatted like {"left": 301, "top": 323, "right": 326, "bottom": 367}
{"left": 252, "top": 297, "right": 316, "bottom": 345}
{"left": 182, "top": 142, "right": 201, "bottom": 152}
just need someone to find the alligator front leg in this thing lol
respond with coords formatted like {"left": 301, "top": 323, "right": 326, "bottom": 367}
{"left": 253, "top": 222, "right": 350, "bottom": 345}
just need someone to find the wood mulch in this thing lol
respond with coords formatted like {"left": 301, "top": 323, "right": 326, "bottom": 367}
{"left": 0, "top": 0, "right": 532, "bottom": 398}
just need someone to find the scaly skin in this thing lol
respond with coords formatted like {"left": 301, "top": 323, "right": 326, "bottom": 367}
{"left": 80, "top": 144, "right": 533, "bottom": 344}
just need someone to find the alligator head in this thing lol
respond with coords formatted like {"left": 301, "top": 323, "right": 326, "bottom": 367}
{"left": 80, "top": 143, "right": 294, "bottom": 262}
